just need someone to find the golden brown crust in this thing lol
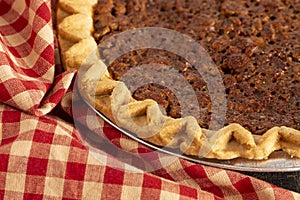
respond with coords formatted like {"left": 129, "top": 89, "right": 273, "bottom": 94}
{"left": 56, "top": 0, "right": 300, "bottom": 160}
{"left": 59, "top": 0, "right": 96, "bottom": 14}
{"left": 58, "top": 14, "right": 93, "bottom": 43}
{"left": 56, "top": 0, "right": 98, "bottom": 71}
{"left": 62, "top": 37, "right": 98, "bottom": 70}
{"left": 78, "top": 61, "right": 300, "bottom": 160}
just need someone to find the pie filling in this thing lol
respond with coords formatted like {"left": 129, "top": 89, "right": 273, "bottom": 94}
{"left": 92, "top": 0, "right": 300, "bottom": 135}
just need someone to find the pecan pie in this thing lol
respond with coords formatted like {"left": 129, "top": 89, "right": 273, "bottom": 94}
{"left": 56, "top": 0, "right": 300, "bottom": 159}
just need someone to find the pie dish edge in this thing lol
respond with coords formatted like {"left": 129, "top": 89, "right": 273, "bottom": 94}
{"left": 56, "top": 0, "right": 300, "bottom": 160}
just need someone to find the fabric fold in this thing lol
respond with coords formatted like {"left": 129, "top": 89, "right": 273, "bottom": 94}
{"left": 0, "top": 0, "right": 75, "bottom": 116}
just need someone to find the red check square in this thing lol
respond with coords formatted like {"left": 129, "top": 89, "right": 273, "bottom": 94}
{"left": 103, "top": 167, "right": 124, "bottom": 185}
{"left": 33, "top": 130, "right": 54, "bottom": 144}
{"left": 1, "top": 110, "right": 21, "bottom": 123}
{"left": 179, "top": 185, "right": 198, "bottom": 199}
{"left": 26, "top": 158, "right": 48, "bottom": 176}
{"left": 0, "top": 154, "right": 9, "bottom": 172}
{"left": 65, "top": 162, "right": 86, "bottom": 181}
{"left": 23, "top": 194, "right": 43, "bottom": 200}
{"left": 142, "top": 174, "right": 162, "bottom": 190}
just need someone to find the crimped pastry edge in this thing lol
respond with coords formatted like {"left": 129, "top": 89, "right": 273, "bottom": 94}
{"left": 56, "top": 0, "right": 300, "bottom": 160}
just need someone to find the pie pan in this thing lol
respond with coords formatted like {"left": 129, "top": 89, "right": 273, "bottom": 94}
{"left": 57, "top": 0, "right": 300, "bottom": 171}
{"left": 79, "top": 95, "right": 300, "bottom": 172}
{"left": 73, "top": 54, "right": 300, "bottom": 172}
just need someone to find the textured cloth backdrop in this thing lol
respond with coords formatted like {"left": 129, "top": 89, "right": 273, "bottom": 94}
{"left": 0, "top": 0, "right": 299, "bottom": 199}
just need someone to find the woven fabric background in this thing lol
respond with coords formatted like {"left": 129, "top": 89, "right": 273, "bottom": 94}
{"left": 0, "top": 0, "right": 75, "bottom": 116}
{"left": 0, "top": 0, "right": 299, "bottom": 199}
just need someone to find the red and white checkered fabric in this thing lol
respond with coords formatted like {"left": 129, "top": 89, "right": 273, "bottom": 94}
{"left": 0, "top": 0, "right": 299, "bottom": 199}
{"left": 0, "top": 0, "right": 75, "bottom": 116}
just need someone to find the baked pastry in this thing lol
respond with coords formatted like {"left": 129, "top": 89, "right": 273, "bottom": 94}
{"left": 56, "top": 0, "right": 300, "bottom": 159}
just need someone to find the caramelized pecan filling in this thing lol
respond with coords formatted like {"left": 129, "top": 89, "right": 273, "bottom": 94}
{"left": 93, "top": 0, "right": 300, "bottom": 134}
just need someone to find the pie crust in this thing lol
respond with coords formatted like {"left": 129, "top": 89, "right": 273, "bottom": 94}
{"left": 56, "top": 0, "right": 300, "bottom": 160}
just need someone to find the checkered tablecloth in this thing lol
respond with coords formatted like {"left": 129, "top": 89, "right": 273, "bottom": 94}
{"left": 0, "top": 1, "right": 299, "bottom": 199}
